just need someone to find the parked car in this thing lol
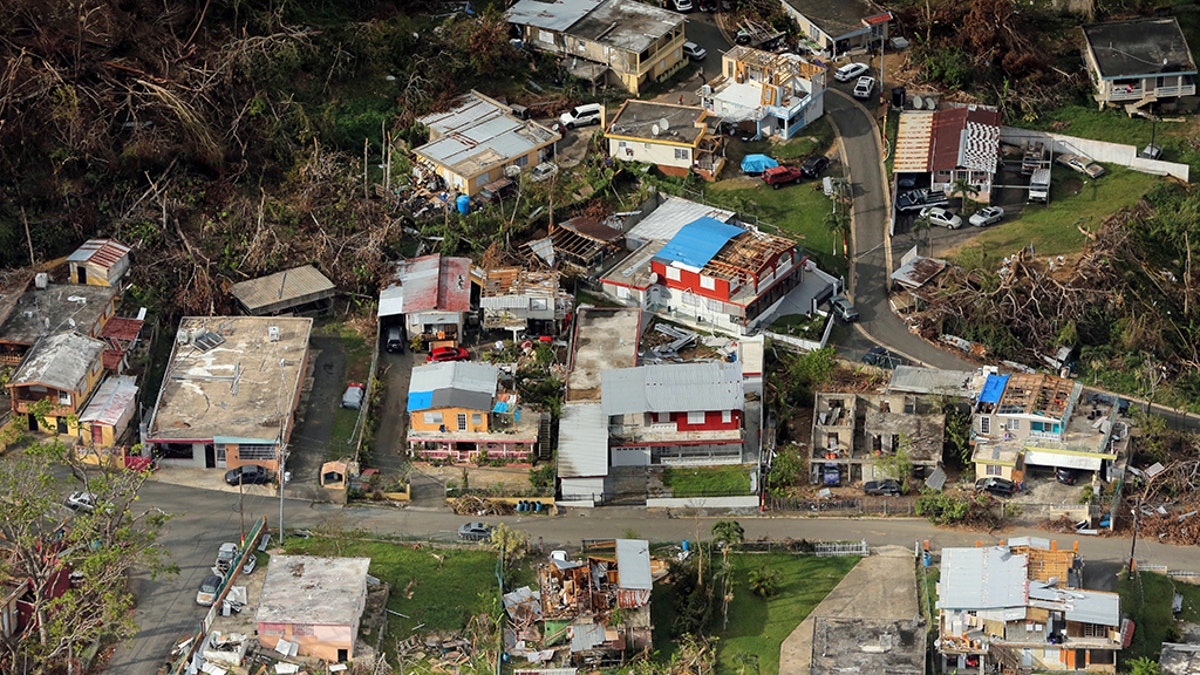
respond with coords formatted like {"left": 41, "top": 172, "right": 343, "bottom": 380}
{"left": 242, "top": 554, "right": 258, "bottom": 575}
{"left": 920, "top": 206, "right": 963, "bottom": 230}
{"left": 224, "top": 464, "right": 270, "bottom": 486}
{"left": 969, "top": 206, "right": 1006, "bottom": 227}
{"left": 427, "top": 346, "right": 470, "bottom": 363}
{"left": 1055, "top": 468, "right": 1079, "bottom": 485}
{"left": 852, "top": 76, "right": 875, "bottom": 100}
{"left": 862, "top": 346, "right": 905, "bottom": 369}
{"left": 1055, "top": 153, "right": 1105, "bottom": 179}
{"left": 195, "top": 574, "right": 222, "bottom": 607}
{"left": 529, "top": 162, "right": 559, "bottom": 182}
{"left": 341, "top": 382, "right": 366, "bottom": 410}
{"left": 458, "top": 522, "right": 493, "bottom": 542}
{"left": 559, "top": 103, "right": 603, "bottom": 130}
{"left": 682, "top": 41, "right": 707, "bottom": 61}
{"left": 822, "top": 463, "right": 841, "bottom": 486}
{"left": 800, "top": 155, "right": 830, "bottom": 178}
{"left": 896, "top": 188, "right": 948, "bottom": 212}
{"left": 834, "top": 62, "right": 869, "bottom": 82}
{"left": 975, "top": 476, "right": 1018, "bottom": 497}
{"left": 761, "top": 165, "right": 805, "bottom": 189}
{"left": 864, "top": 479, "right": 902, "bottom": 496}
{"left": 385, "top": 326, "right": 405, "bottom": 353}
{"left": 1139, "top": 143, "right": 1163, "bottom": 160}
{"left": 829, "top": 295, "right": 859, "bottom": 322}
{"left": 671, "top": 0, "right": 694, "bottom": 11}
{"left": 215, "top": 542, "right": 239, "bottom": 573}
{"left": 65, "top": 491, "right": 98, "bottom": 512}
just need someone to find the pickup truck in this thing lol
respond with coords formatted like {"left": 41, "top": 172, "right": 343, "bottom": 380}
{"left": 896, "top": 188, "right": 948, "bottom": 212}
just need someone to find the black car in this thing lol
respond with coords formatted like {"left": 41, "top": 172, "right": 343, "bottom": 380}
{"left": 862, "top": 346, "right": 906, "bottom": 369}
{"left": 800, "top": 155, "right": 830, "bottom": 179}
{"left": 1055, "top": 468, "right": 1079, "bottom": 485}
{"left": 224, "top": 465, "right": 270, "bottom": 486}
{"left": 864, "top": 479, "right": 902, "bottom": 496}
{"left": 975, "top": 476, "right": 1018, "bottom": 497}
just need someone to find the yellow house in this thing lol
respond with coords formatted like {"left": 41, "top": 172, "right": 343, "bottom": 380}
{"left": 66, "top": 238, "right": 131, "bottom": 287}
{"left": 605, "top": 100, "right": 726, "bottom": 180}
{"left": 8, "top": 332, "right": 107, "bottom": 435}
{"left": 414, "top": 91, "right": 560, "bottom": 197}
{"left": 77, "top": 375, "right": 138, "bottom": 448}
{"left": 507, "top": 0, "right": 688, "bottom": 94}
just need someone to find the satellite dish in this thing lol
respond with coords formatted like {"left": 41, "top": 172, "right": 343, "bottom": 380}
{"left": 659, "top": 117, "right": 670, "bottom": 131}
{"left": 925, "top": 96, "right": 936, "bottom": 110}
{"left": 504, "top": 165, "right": 522, "bottom": 178}
{"left": 912, "top": 96, "right": 923, "bottom": 110}
{"left": 651, "top": 124, "right": 660, "bottom": 137}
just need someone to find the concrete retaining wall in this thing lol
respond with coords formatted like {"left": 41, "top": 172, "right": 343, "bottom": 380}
{"left": 646, "top": 495, "right": 760, "bottom": 509}
{"left": 1000, "top": 126, "right": 1189, "bottom": 182}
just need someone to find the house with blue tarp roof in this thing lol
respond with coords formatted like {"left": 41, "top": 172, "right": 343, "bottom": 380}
{"left": 405, "top": 361, "right": 540, "bottom": 463}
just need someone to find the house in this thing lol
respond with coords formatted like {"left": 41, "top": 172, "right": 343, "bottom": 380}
{"left": 0, "top": 580, "right": 22, "bottom": 638}
{"left": 700, "top": 46, "right": 827, "bottom": 140}
{"left": 470, "top": 267, "right": 572, "bottom": 336}
{"left": 970, "top": 373, "right": 1129, "bottom": 483}
{"left": 414, "top": 91, "right": 559, "bottom": 196}
{"left": 98, "top": 316, "right": 144, "bottom": 373}
{"left": 7, "top": 332, "right": 106, "bottom": 435}
{"left": 143, "top": 316, "right": 311, "bottom": 470}
{"left": 780, "top": 0, "right": 892, "bottom": 59}
{"left": 604, "top": 100, "right": 725, "bottom": 180}
{"left": 811, "top": 392, "right": 944, "bottom": 485}
{"left": 256, "top": 556, "right": 370, "bottom": 663}
{"left": 377, "top": 255, "right": 472, "bottom": 348}
{"left": 893, "top": 105, "right": 1002, "bottom": 203}
{"left": 0, "top": 282, "right": 119, "bottom": 365}
{"left": 526, "top": 215, "right": 626, "bottom": 274}
{"left": 810, "top": 617, "right": 925, "bottom": 675}
{"left": 507, "top": 0, "right": 686, "bottom": 94}
{"left": 406, "top": 361, "right": 540, "bottom": 463}
{"left": 601, "top": 210, "right": 810, "bottom": 336}
{"left": 603, "top": 361, "right": 745, "bottom": 466}
{"left": 76, "top": 375, "right": 138, "bottom": 448}
{"left": 66, "top": 238, "right": 131, "bottom": 287}
{"left": 1160, "top": 642, "right": 1200, "bottom": 675}
{"left": 937, "top": 539, "right": 1121, "bottom": 673}
{"left": 230, "top": 264, "right": 336, "bottom": 316}
{"left": 1081, "top": 18, "right": 1197, "bottom": 110}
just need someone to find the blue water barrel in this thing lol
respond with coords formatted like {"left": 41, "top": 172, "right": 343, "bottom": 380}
{"left": 533, "top": 501, "right": 542, "bottom": 512}
{"left": 456, "top": 194, "right": 471, "bottom": 214}
{"left": 923, "top": 552, "right": 932, "bottom": 567}
{"left": 682, "top": 540, "right": 690, "bottom": 552}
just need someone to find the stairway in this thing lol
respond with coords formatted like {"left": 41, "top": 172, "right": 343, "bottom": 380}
{"left": 537, "top": 413, "right": 553, "bottom": 461}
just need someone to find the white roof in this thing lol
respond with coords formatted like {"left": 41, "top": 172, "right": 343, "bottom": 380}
{"left": 888, "top": 366, "right": 981, "bottom": 397}
{"left": 415, "top": 93, "right": 559, "bottom": 178}
{"left": 711, "top": 80, "right": 767, "bottom": 122}
{"left": 506, "top": 0, "right": 604, "bottom": 31}
{"left": 1028, "top": 584, "right": 1120, "bottom": 626}
{"left": 12, "top": 332, "right": 105, "bottom": 392}
{"left": 557, "top": 403, "right": 609, "bottom": 478}
{"left": 1023, "top": 448, "right": 1103, "bottom": 471}
{"left": 378, "top": 284, "right": 404, "bottom": 317}
{"left": 256, "top": 555, "right": 370, "bottom": 626}
{"left": 626, "top": 197, "right": 737, "bottom": 244}
{"left": 409, "top": 361, "right": 500, "bottom": 396}
{"left": 937, "top": 547, "right": 1028, "bottom": 610}
{"left": 78, "top": 375, "right": 138, "bottom": 426}
{"left": 602, "top": 361, "right": 743, "bottom": 416}
{"left": 615, "top": 539, "right": 652, "bottom": 590}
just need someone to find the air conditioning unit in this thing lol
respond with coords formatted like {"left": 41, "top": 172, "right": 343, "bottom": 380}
{"left": 268, "top": 326, "right": 281, "bottom": 342}
{"left": 176, "top": 330, "right": 190, "bottom": 345}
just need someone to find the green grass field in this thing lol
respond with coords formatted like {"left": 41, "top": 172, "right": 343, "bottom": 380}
{"left": 705, "top": 177, "right": 842, "bottom": 273}
{"left": 662, "top": 465, "right": 754, "bottom": 497}
{"left": 1117, "top": 570, "right": 1200, "bottom": 665}
{"left": 1025, "top": 105, "right": 1200, "bottom": 174}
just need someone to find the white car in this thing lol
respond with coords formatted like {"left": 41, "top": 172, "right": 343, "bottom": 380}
{"left": 920, "top": 206, "right": 963, "bottom": 229}
{"left": 682, "top": 41, "right": 707, "bottom": 61}
{"left": 671, "top": 0, "right": 693, "bottom": 10}
{"left": 65, "top": 491, "right": 97, "bottom": 512}
{"left": 530, "top": 162, "right": 558, "bottom": 182}
{"left": 969, "top": 206, "right": 1006, "bottom": 227}
{"left": 852, "top": 76, "right": 875, "bottom": 100}
{"left": 834, "top": 62, "right": 869, "bottom": 82}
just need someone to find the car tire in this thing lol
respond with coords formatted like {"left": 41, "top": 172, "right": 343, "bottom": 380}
{"left": 566, "top": 122, "right": 575, "bottom": 130}
{"left": 772, "top": 183, "right": 780, "bottom": 190}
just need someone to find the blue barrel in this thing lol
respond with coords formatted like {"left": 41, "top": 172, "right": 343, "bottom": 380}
{"left": 682, "top": 540, "right": 690, "bottom": 552}
{"left": 923, "top": 552, "right": 932, "bottom": 567}
{"left": 533, "top": 501, "right": 542, "bottom": 512}
{"left": 456, "top": 194, "right": 471, "bottom": 214}
{"left": 518, "top": 501, "right": 527, "bottom": 512}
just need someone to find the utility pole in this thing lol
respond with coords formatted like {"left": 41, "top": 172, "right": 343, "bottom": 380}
{"left": 278, "top": 443, "right": 288, "bottom": 548}
{"left": 1127, "top": 504, "right": 1139, "bottom": 580}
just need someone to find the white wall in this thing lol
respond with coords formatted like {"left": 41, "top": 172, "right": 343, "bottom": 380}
{"left": 560, "top": 476, "right": 605, "bottom": 503}
{"left": 611, "top": 446, "right": 651, "bottom": 466}
{"left": 1000, "top": 126, "right": 1189, "bottom": 182}
{"left": 646, "top": 495, "right": 759, "bottom": 508}
{"left": 609, "top": 138, "right": 693, "bottom": 170}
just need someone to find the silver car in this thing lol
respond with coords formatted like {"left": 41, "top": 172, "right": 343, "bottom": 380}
{"left": 968, "top": 206, "right": 1005, "bottom": 227}
{"left": 920, "top": 206, "right": 962, "bottom": 230}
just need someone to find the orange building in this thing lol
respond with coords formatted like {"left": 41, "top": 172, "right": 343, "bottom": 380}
{"left": 255, "top": 556, "right": 370, "bottom": 663}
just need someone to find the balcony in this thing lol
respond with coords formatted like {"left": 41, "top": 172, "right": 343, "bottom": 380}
{"left": 609, "top": 423, "right": 742, "bottom": 445}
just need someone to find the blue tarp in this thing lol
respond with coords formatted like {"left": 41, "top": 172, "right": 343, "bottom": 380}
{"left": 493, "top": 400, "right": 510, "bottom": 413}
{"left": 978, "top": 374, "right": 1010, "bottom": 404}
{"left": 407, "top": 390, "right": 434, "bottom": 412}
{"left": 656, "top": 217, "right": 745, "bottom": 269}
{"left": 741, "top": 154, "right": 779, "bottom": 173}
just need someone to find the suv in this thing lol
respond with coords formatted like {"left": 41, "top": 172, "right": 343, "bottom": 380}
{"left": 800, "top": 155, "right": 830, "bottom": 178}
{"left": 853, "top": 76, "right": 875, "bottom": 100}
{"left": 682, "top": 42, "right": 707, "bottom": 61}
{"left": 920, "top": 206, "right": 962, "bottom": 229}
{"left": 864, "top": 479, "right": 902, "bottom": 496}
{"left": 862, "top": 346, "right": 905, "bottom": 369}
{"left": 829, "top": 295, "right": 859, "bottom": 322}
{"left": 975, "top": 476, "right": 1018, "bottom": 497}
{"left": 386, "top": 326, "right": 404, "bottom": 353}
{"left": 762, "top": 165, "right": 805, "bottom": 189}
{"left": 1055, "top": 468, "right": 1079, "bottom": 485}
{"left": 458, "top": 522, "right": 493, "bottom": 542}
{"left": 559, "top": 103, "right": 602, "bottom": 130}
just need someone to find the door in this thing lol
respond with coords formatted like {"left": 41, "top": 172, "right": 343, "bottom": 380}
{"left": 56, "top": 417, "right": 68, "bottom": 434}
{"left": 77, "top": 266, "right": 87, "bottom": 284}
{"left": 92, "top": 424, "right": 104, "bottom": 446}
{"left": 204, "top": 444, "right": 216, "bottom": 468}
{"left": 337, "top": 648, "right": 348, "bottom": 662}
{"left": 28, "top": 414, "right": 38, "bottom": 431}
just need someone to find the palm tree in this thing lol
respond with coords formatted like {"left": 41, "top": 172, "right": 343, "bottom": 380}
{"left": 711, "top": 519, "right": 745, "bottom": 550}
{"left": 950, "top": 176, "right": 979, "bottom": 216}
{"left": 824, "top": 202, "right": 850, "bottom": 258}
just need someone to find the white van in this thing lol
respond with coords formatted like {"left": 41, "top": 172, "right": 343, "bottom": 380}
{"left": 559, "top": 103, "right": 603, "bottom": 130}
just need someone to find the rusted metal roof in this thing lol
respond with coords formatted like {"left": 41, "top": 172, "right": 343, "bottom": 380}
{"left": 100, "top": 317, "right": 144, "bottom": 342}
{"left": 893, "top": 112, "right": 934, "bottom": 173}
{"left": 66, "top": 239, "right": 131, "bottom": 269}
{"left": 380, "top": 255, "right": 472, "bottom": 316}
{"left": 561, "top": 216, "right": 623, "bottom": 243}
{"left": 78, "top": 375, "right": 138, "bottom": 427}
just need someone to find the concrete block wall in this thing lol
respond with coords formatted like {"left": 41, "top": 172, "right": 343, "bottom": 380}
{"left": 1000, "top": 126, "right": 1189, "bottom": 182}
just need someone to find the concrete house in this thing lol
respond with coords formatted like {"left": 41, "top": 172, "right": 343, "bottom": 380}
{"left": 507, "top": 0, "right": 687, "bottom": 94}
{"left": 377, "top": 255, "right": 472, "bottom": 348}
{"left": 406, "top": 361, "right": 539, "bottom": 463}
{"left": 700, "top": 46, "right": 827, "bottom": 140}
{"left": 893, "top": 105, "right": 1002, "bottom": 203}
{"left": 143, "top": 316, "right": 311, "bottom": 471}
{"left": 230, "top": 264, "right": 336, "bottom": 316}
{"left": 471, "top": 266, "right": 573, "bottom": 336}
{"left": 256, "top": 556, "right": 370, "bottom": 663}
{"left": 780, "top": 0, "right": 892, "bottom": 59}
{"left": 414, "top": 91, "right": 560, "bottom": 196}
{"left": 937, "top": 539, "right": 1122, "bottom": 673}
{"left": 1081, "top": 18, "right": 1197, "bottom": 111}
{"left": 0, "top": 282, "right": 118, "bottom": 365}
{"left": 605, "top": 100, "right": 725, "bottom": 180}
{"left": 66, "top": 238, "right": 131, "bottom": 287}
{"left": 7, "top": 332, "right": 106, "bottom": 435}
{"left": 77, "top": 374, "right": 138, "bottom": 448}
{"left": 811, "top": 392, "right": 944, "bottom": 485}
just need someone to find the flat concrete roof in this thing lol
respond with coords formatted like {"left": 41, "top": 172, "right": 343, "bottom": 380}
{"left": 230, "top": 265, "right": 335, "bottom": 315}
{"left": 147, "top": 316, "right": 312, "bottom": 443}
{"left": 256, "top": 555, "right": 370, "bottom": 626}
{"left": 1083, "top": 18, "right": 1197, "bottom": 79}
{"left": 569, "top": 0, "right": 683, "bottom": 54}
{"left": 566, "top": 307, "right": 641, "bottom": 402}
{"left": 606, "top": 100, "right": 706, "bottom": 144}
{"left": 810, "top": 617, "right": 925, "bottom": 675}
{"left": 0, "top": 283, "right": 118, "bottom": 346}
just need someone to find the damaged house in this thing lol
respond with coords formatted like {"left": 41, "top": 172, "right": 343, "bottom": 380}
{"left": 470, "top": 266, "right": 573, "bottom": 337}
{"left": 811, "top": 392, "right": 945, "bottom": 486}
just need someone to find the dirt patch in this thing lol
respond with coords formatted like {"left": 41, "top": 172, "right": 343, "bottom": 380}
{"left": 419, "top": 463, "right": 532, "bottom": 490}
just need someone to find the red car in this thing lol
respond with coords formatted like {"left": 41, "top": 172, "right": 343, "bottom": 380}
{"left": 427, "top": 347, "right": 470, "bottom": 363}
{"left": 762, "top": 165, "right": 805, "bottom": 189}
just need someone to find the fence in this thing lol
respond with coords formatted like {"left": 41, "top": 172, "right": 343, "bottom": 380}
{"left": 814, "top": 539, "right": 870, "bottom": 557}
{"left": 767, "top": 495, "right": 918, "bottom": 515}
{"left": 999, "top": 126, "right": 1190, "bottom": 182}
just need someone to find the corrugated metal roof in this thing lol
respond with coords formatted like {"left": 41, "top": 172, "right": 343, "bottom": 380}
{"left": 230, "top": 265, "right": 336, "bottom": 314}
{"left": 99, "top": 317, "right": 144, "bottom": 342}
{"left": 1006, "top": 536, "right": 1051, "bottom": 549}
{"left": 654, "top": 217, "right": 746, "bottom": 270}
{"left": 937, "top": 547, "right": 1028, "bottom": 610}
{"left": 570, "top": 622, "right": 606, "bottom": 653}
{"left": 602, "top": 361, "right": 743, "bottom": 417}
{"left": 415, "top": 93, "right": 559, "bottom": 179}
{"left": 1028, "top": 585, "right": 1120, "bottom": 626}
{"left": 615, "top": 539, "right": 652, "bottom": 591}
{"left": 407, "top": 361, "right": 499, "bottom": 412}
{"left": 1024, "top": 449, "right": 1103, "bottom": 471}
{"left": 12, "top": 332, "right": 106, "bottom": 392}
{"left": 979, "top": 374, "right": 1010, "bottom": 404}
{"left": 380, "top": 255, "right": 472, "bottom": 316}
{"left": 931, "top": 106, "right": 1001, "bottom": 173}
{"left": 506, "top": 0, "right": 604, "bottom": 31}
{"left": 66, "top": 238, "right": 131, "bottom": 268}
{"left": 627, "top": 196, "right": 737, "bottom": 244}
{"left": 78, "top": 375, "right": 138, "bottom": 426}
{"left": 377, "top": 285, "right": 404, "bottom": 317}
{"left": 557, "top": 403, "right": 609, "bottom": 478}
{"left": 893, "top": 112, "right": 934, "bottom": 173}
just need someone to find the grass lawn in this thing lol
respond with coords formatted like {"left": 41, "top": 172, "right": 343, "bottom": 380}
{"left": 283, "top": 536, "right": 499, "bottom": 638}
{"left": 1024, "top": 105, "right": 1200, "bottom": 175}
{"left": 1116, "top": 570, "right": 1200, "bottom": 665}
{"left": 716, "top": 553, "right": 860, "bottom": 674}
{"left": 327, "top": 407, "right": 360, "bottom": 460}
{"left": 768, "top": 312, "right": 829, "bottom": 340}
{"left": 662, "top": 465, "right": 754, "bottom": 497}
{"left": 947, "top": 166, "right": 1159, "bottom": 261}
{"left": 705, "top": 178, "right": 842, "bottom": 273}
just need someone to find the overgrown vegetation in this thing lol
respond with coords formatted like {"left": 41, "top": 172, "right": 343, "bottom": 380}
{"left": 663, "top": 465, "right": 754, "bottom": 497}
{"left": 1117, "top": 570, "right": 1200, "bottom": 666}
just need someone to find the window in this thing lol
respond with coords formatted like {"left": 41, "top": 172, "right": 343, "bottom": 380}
{"left": 707, "top": 298, "right": 722, "bottom": 312}
{"left": 722, "top": 410, "right": 732, "bottom": 424}
{"left": 687, "top": 411, "right": 705, "bottom": 425}
{"left": 1031, "top": 421, "right": 1045, "bottom": 433}
{"left": 674, "top": 148, "right": 690, "bottom": 161}
{"left": 472, "top": 414, "right": 482, "bottom": 426}
{"left": 424, "top": 412, "right": 444, "bottom": 426}
{"left": 700, "top": 275, "right": 716, "bottom": 290}
{"left": 666, "top": 266, "right": 681, "bottom": 281}
{"left": 618, "top": 140, "right": 628, "bottom": 148}
{"left": 1008, "top": 419, "right": 1021, "bottom": 431}
{"left": 986, "top": 465, "right": 1003, "bottom": 476}
{"left": 58, "top": 391, "right": 71, "bottom": 406}
{"left": 657, "top": 412, "right": 671, "bottom": 424}
{"left": 513, "top": 154, "right": 530, "bottom": 167}
{"left": 980, "top": 417, "right": 991, "bottom": 434}
{"left": 530, "top": 298, "right": 548, "bottom": 311}
{"left": 239, "top": 444, "right": 276, "bottom": 460}
{"left": 457, "top": 413, "right": 468, "bottom": 430}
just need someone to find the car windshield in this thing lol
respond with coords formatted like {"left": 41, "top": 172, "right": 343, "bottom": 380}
{"left": 201, "top": 578, "right": 219, "bottom": 593}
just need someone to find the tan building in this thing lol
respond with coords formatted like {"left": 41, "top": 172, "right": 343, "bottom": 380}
{"left": 1081, "top": 18, "right": 1197, "bottom": 111}
{"left": 780, "top": 0, "right": 892, "bottom": 59}
{"left": 605, "top": 100, "right": 725, "bottom": 180}
{"left": 8, "top": 331, "right": 107, "bottom": 435}
{"left": 256, "top": 556, "right": 370, "bottom": 663}
{"left": 811, "top": 392, "right": 944, "bottom": 485}
{"left": 414, "top": 91, "right": 559, "bottom": 197}
{"left": 507, "top": 0, "right": 687, "bottom": 94}
{"left": 230, "top": 264, "right": 336, "bottom": 316}
{"left": 66, "top": 238, "right": 131, "bottom": 287}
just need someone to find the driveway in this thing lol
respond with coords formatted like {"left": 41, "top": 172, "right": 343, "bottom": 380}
{"left": 284, "top": 336, "right": 344, "bottom": 498}
{"left": 370, "top": 348, "right": 414, "bottom": 477}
